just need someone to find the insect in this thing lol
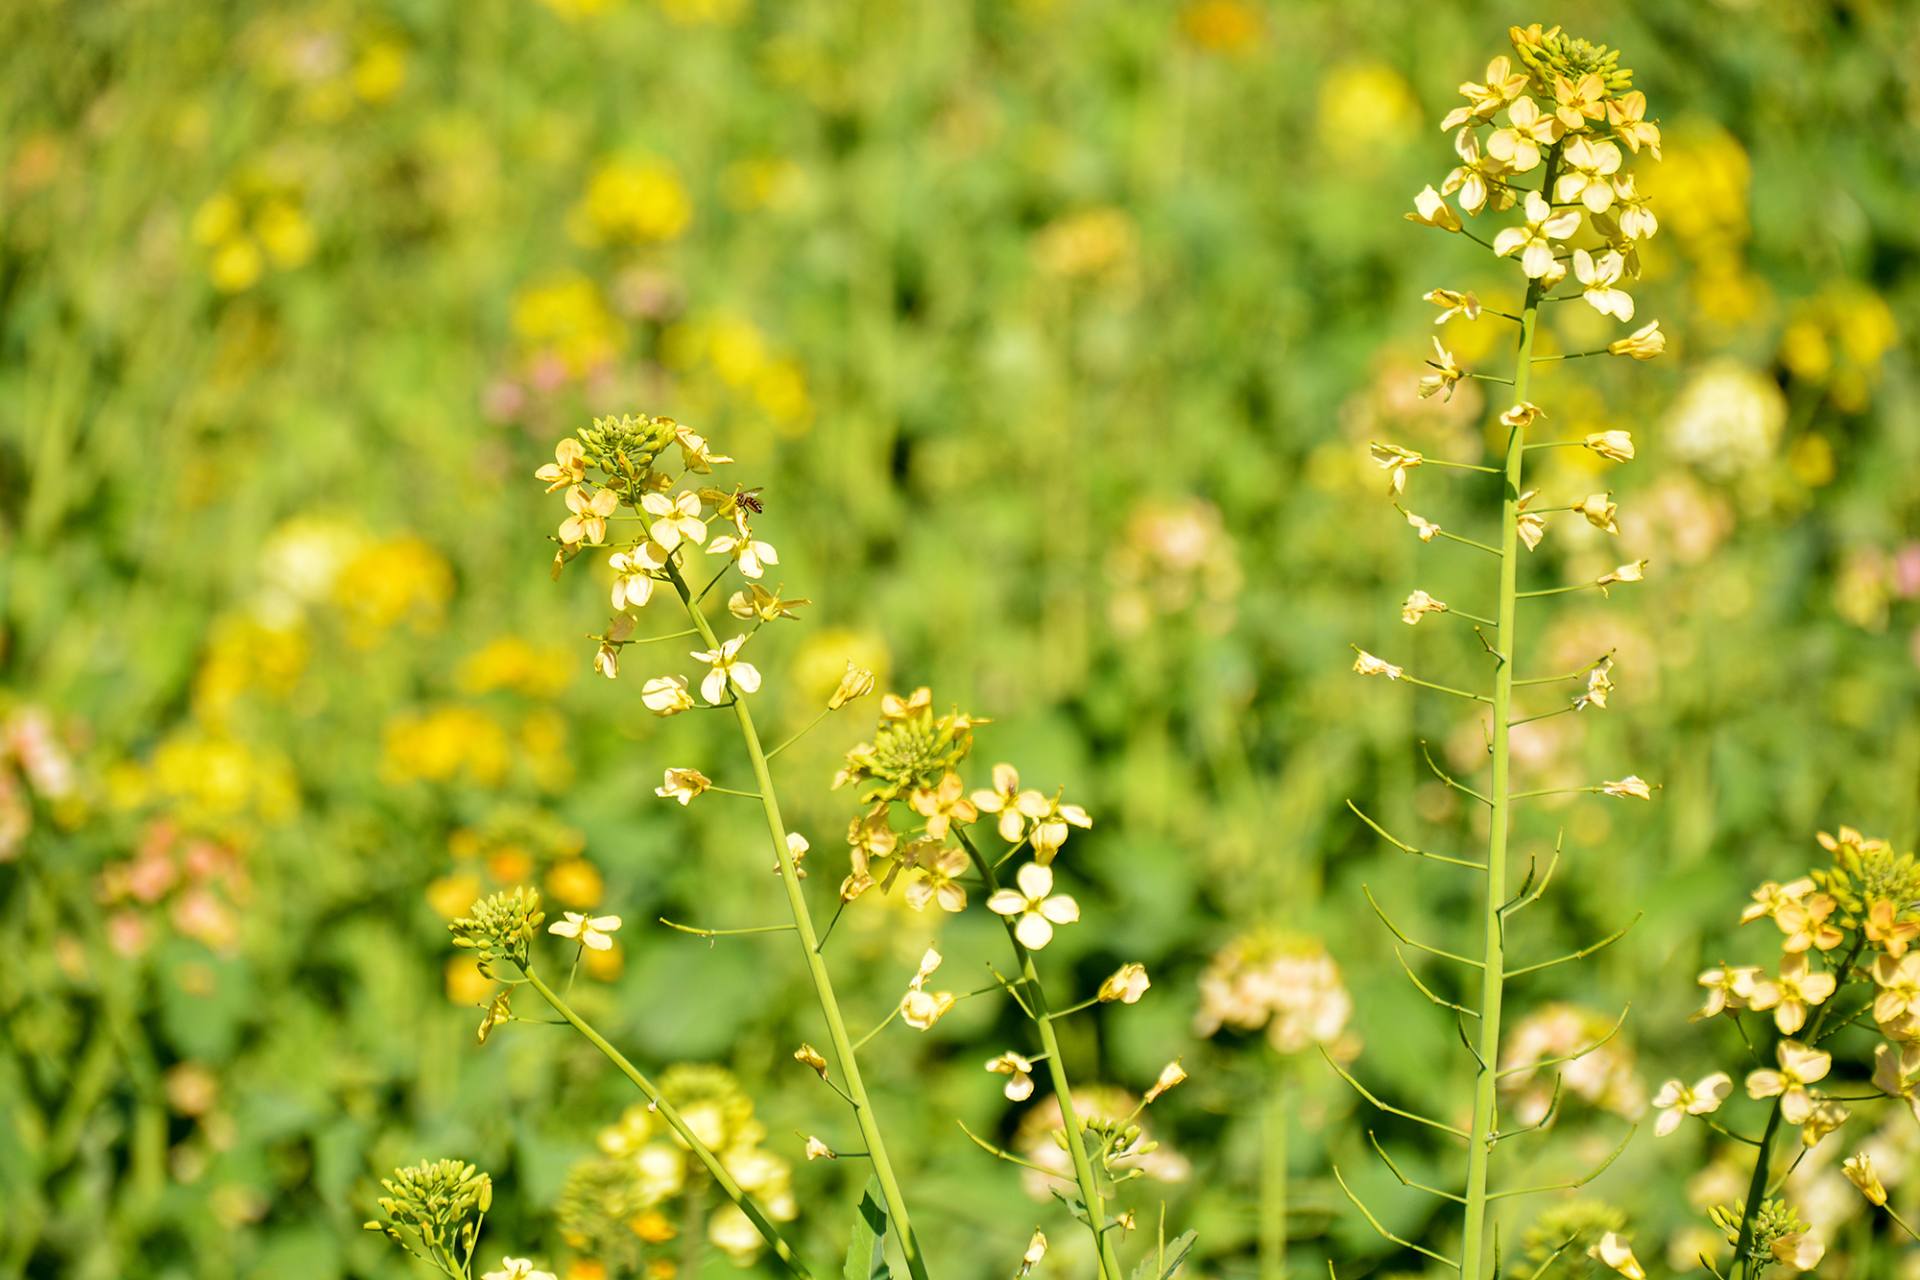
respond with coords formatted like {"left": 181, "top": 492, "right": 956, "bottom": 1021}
{"left": 737, "top": 487, "right": 765, "bottom": 514}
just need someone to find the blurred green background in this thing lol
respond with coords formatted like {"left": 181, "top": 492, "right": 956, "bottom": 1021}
{"left": 3, "top": 0, "right": 1917, "bottom": 1277}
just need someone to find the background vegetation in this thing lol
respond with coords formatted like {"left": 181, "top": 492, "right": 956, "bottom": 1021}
{"left": 2, "top": 0, "right": 1916, "bottom": 1276}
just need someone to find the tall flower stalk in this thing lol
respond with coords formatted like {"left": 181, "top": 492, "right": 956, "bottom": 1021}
{"left": 1336, "top": 24, "right": 1665, "bottom": 1276}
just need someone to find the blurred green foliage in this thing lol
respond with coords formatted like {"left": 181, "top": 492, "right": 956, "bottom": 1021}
{"left": 2, "top": 0, "right": 1917, "bottom": 1277}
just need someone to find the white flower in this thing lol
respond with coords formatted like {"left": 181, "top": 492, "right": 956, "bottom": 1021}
{"left": 484, "top": 1259, "right": 557, "bottom": 1280}
{"left": 641, "top": 674, "right": 695, "bottom": 716}
{"left": 1589, "top": 1233, "right": 1645, "bottom": 1279}
{"left": 1400, "top": 590, "right": 1448, "bottom": 626}
{"left": 900, "top": 947, "right": 957, "bottom": 1030}
{"left": 1404, "top": 184, "right": 1461, "bottom": 232}
{"left": 987, "top": 863, "right": 1081, "bottom": 951}
{"left": 1585, "top": 430, "right": 1635, "bottom": 462}
{"left": 1602, "top": 775, "right": 1653, "bottom": 800}
{"left": 1144, "top": 1059, "right": 1188, "bottom": 1103}
{"left": 1352, "top": 650, "right": 1403, "bottom": 680}
{"left": 1650, "top": 1072, "right": 1731, "bottom": 1136}
{"left": 1573, "top": 249, "right": 1635, "bottom": 321}
{"left": 548, "top": 912, "right": 622, "bottom": 952}
{"left": 1098, "top": 963, "right": 1151, "bottom": 1004}
{"left": 655, "top": 767, "right": 711, "bottom": 805}
{"left": 640, "top": 490, "right": 708, "bottom": 551}
{"left": 1017, "top": 1230, "right": 1048, "bottom": 1277}
{"left": 708, "top": 514, "right": 779, "bottom": 579}
{"left": 1493, "top": 191, "right": 1581, "bottom": 279}
{"left": 609, "top": 549, "right": 657, "bottom": 610}
{"left": 1597, "top": 560, "right": 1648, "bottom": 594}
{"left": 691, "top": 634, "right": 761, "bottom": 704}
{"left": 1404, "top": 510, "right": 1442, "bottom": 542}
{"left": 986, "top": 1051, "right": 1036, "bottom": 1101}
{"left": 803, "top": 1135, "right": 836, "bottom": 1161}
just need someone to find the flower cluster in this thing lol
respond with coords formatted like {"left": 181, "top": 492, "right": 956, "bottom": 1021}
{"left": 1192, "top": 930, "right": 1355, "bottom": 1056}
{"left": 363, "top": 1158, "right": 494, "bottom": 1278}
{"left": 448, "top": 886, "right": 545, "bottom": 976}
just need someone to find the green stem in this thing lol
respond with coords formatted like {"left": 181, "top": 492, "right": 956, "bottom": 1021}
{"left": 1261, "top": 1069, "right": 1289, "bottom": 1280}
{"left": 524, "top": 969, "right": 813, "bottom": 1279}
{"left": 665, "top": 560, "right": 933, "bottom": 1280}
{"left": 957, "top": 830, "right": 1125, "bottom": 1280}
{"left": 1459, "top": 147, "right": 1557, "bottom": 1280}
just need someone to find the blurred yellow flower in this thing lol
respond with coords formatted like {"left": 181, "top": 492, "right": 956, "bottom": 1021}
{"left": 512, "top": 273, "right": 624, "bottom": 376}
{"left": 457, "top": 637, "right": 574, "bottom": 699}
{"left": 333, "top": 534, "right": 453, "bottom": 645}
{"left": 382, "top": 706, "right": 512, "bottom": 788}
{"left": 569, "top": 157, "right": 692, "bottom": 247}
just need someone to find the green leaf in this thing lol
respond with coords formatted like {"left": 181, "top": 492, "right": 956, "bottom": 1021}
{"left": 843, "top": 1173, "right": 893, "bottom": 1280}
{"left": 1129, "top": 1230, "right": 1197, "bottom": 1280}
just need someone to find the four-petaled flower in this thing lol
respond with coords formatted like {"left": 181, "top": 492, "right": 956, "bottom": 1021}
{"left": 641, "top": 674, "right": 694, "bottom": 717}
{"left": 985, "top": 1050, "right": 1036, "bottom": 1101}
{"left": 900, "top": 947, "right": 957, "bottom": 1030}
{"left": 910, "top": 773, "right": 978, "bottom": 840}
{"left": 1746, "top": 1039, "right": 1832, "bottom": 1125}
{"left": 1099, "top": 962, "right": 1151, "bottom": 1004}
{"left": 1605, "top": 90, "right": 1662, "bottom": 157}
{"left": 535, "top": 439, "right": 586, "bottom": 493}
{"left": 1585, "top": 430, "right": 1635, "bottom": 462}
{"left": 655, "top": 767, "right": 711, "bottom": 805}
{"left": 1423, "top": 288, "right": 1481, "bottom": 324}
{"left": 1596, "top": 560, "right": 1648, "bottom": 593}
{"left": 904, "top": 845, "right": 970, "bottom": 914}
{"left": 1554, "top": 136, "right": 1624, "bottom": 213}
{"left": 987, "top": 862, "right": 1081, "bottom": 951}
{"left": 708, "top": 513, "right": 779, "bottom": 579}
{"left": 1493, "top": 191, "right": 1580, "bottom": 281}
{"left": 1485, "top": 96, "right": 1562, "bottom": 174}
{"left": 692, "top": 634, "right": 761, "bottom": 704}
{"left": 1651, "top": 1071, "right": 1732, "bottom": 1137}
{"left": 484, "top": 1259, "right": 558, "bottom": 1280}
{"left": 1405, "top": 185, "right": 1461, "bottom": 232}
{"left": 560, "top": 485, "right": 620, "bottom": 547}
{"left": 1401, "top": 590, "right": 1448, "bottom": 626}
{"left": 641, "top": 490, "right": 708, "bottom": 551}
{"left": 548, "top": 912, "right": 621, "bottom": 951}
{"left": 1573, "top": 248, "right": 1634, "bottom": 321}
{"left": 1589, "top": 1233, "right": 1645, "bottom": 1280}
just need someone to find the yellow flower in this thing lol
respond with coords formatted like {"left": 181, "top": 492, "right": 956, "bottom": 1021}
{"left": 987, "top": 863, "right": 1081, "bottom": 951}
{"left": 986, "top": 1051, "right": 1036, "bottom": 1101}
{"left": 560, "top": 485, "right": 620, "bottom": 547}
{"left": 1144, "top": 1059, "right": 1188, "bottom": 1104}
{"left": 971, "top": 764, "right": 1028, "bottom": 843}
{"left": 1607, "top": 174, "right": 1658, "bottom": 240}
{"left": 1589, "top": 1233, "right": 1645, "bottom": 1280}
{"left": 1485, "top": 96, "right": 1562, "bottom": 173}
{"left": 1516, "top": 490, "right": 1547, "bottom": 551}
{"left": 1777, "top": 893, "right": 1844, "bottom": 953}
{"left": 794, "top": 1043, "right": 829, "bottom": 1078}
{"left": 1017, "top": 1230, "right": 1047, "bottom": 1277}
{"left": 803, "top": 1135, "right": 835, "bottom": 1161}
{"left": 1585, "top": 430, "right": 1635, "bottom": 462}
{"left": 1747, "top": 1039, "right": 1832, "bottom": 1124}
{"left": 1766, "top": 952, "right": 1837, "bottom": 1034}
{"left": 674, "top": 424, "right": 732, "bottom": 473}
{"left": 536, "top": 438, "right": 587, "bottom": 492}
{"left": 1440, "top": 130, "right": 1513, "bottom": 215}
{"left": 655, "top": 767, "right": 711, "bottom": 805}
{"left": 1608, "top": 320, "right": 1665, "bottom": 359}
{"left": 903, "top": 845, "right": 969, "bottom": 913}
{"left": 910, "top": 774, "right": 977, "bottom": 841}
{"left": 1351, "top": 650, "right": 1403, "bottom": 680}
{"left": 1866, "top": 898, "right": 1920, "bottom": 958}
{"left": 1844, "top": 1153, "right": 1888, "bottom": 1206}
{"left": 729, "top": 583, "right": 810, "bottom": 622}
{"left": 1771, "top": 1233, "right": 1825, "bottom": 1272}
{"left": 1575, "top": 661, "right": 1613, "bottom": 710}
{"left": 641, "top": 675, "right": 694, "bottom": 716}
{"left": 1493, "top": 192, "right": 1581, "bottom": 279}
{"left": 1018, "top": 790, "right": 1092, "bottom": 861}
{"left": 1596, "top": 560, "right": 1648, "bottom": 593}
{"left": 1575, "top": 493, "right": 1619, "bottom": 534}
{"left": 1555, "top": 136, "right": 1624, "bottom": 214}
{"left": 827, "top": 661, "right": 876, "bottom": 710}
{"left": 477, "top": 990, "right": 513, "bottom": 1044}
{"left": 1404, "top": 510, "right": 1442, "bottom": 542}
{"left": 781, "top": 831, "right": 809, "bottom": 879}
{"left": 640, "top": 491, "right": 707, "bottom": 552}
{"left": 1400, "top": 590, "right": 1448, "bottom": 625}
{"left": 1876, "top": 1041, "right": 1920, "bottom": 1121}
{"left": 1606, "top": 90, "right": 1662, "bottom": 158}
{"left": 1500, "top": 401, "right": 1545, "bottom": 429}
{"left": 1873, "top": 953, "right": 1920, "bottom": 1028}
{"left": 549, "top": 911, "right": 622, "bottom": 951}
{"left": 1651, "top": 1072, "right": 1731, "bottom": 1137}
{"left": 1370, "top": 443, "right": 1424, "bottom": 494}
{"left": 900, "top": 947, "right": 957, "bottom": 1030}
{"left": 570, "top": 157, "right": 692, "bottom": 246}
{"left": 881, "top": 687, "right": 932, "bottom": 721}
{"left": 609, "top": 549, "right": 657, "bottom": 611}
{"left": 1417, "top": 337, "right": 1463, "bottom": 401}
{"left": 1439, "top": 56, "right": 1530, "bottom": 131}
{"left": 1601, "top": 775, "right": 1652, "bottom": 800}
{"left": 483, "top": 1259, "right": 557, "bottom": 1280}
{"left": 593, "top": 615, "right": 634, "bottom": 680}
{"left": 1695, "top": 963, "right": 1764, "bottom": 1019}
{"left": 1801, "top": 1095, "right": 1849, "bottom": 1147}
{"left": 1552, "top": 73, "right": 1609, "bottom": 131}
{"left": 1404, "top": 185, "right": 1461, "bottom": 232}
{"left": 1099, "top": 963, "right": 1151, "bottom": 1004}
{"left": 1573, "top": 249, "right": 1634, "bottom": 321}
{"left": 692, "top": 635, "right": 760, "bottom": 704}
{"left": 1423, "top": 288, "right": 1480, "bottom": 324}
{"left": 707, "top": 513, "right": 778, "bottom": 579}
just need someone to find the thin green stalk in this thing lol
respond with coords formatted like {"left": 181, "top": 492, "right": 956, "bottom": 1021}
{"left": 1261, "top": 1069, "right": 1289, "bottom": 1280}
{"left": 957, "top": 830, "right": 1126, "bottom": 1280}
{"left": 523, "top": 969, "right": 814, "bottom": 1279}
{"left": 1458, "top": 147, "right": 1557, "bottom": 1280}
{"left": 664, "top": 560, "right": 933, "bottom": 1280}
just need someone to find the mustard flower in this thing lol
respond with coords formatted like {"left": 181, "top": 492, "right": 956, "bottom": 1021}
{"left": 1500, "top": 400, "right": 1545, "bottom": 429}
{"left": 1771, "top": 1234, "right": 1825, "bottom": 1273}
{"left": 987, "top": 862, "right": 1080, "bottom": 951}
{"left": 1352, "top": 650, "right": 1403, "bottom": 680}
{"left": 1370, "top": 443, "right": 1424, "bottom": 494}
{"left": 593, "top": 614, "right": 633, "bottom": 680}
{"left": 1601, "top": 775, "right": 1652, "bottom": 800}
{"left": 708, "top": 514, "right": 778, "bottom": 579}
{"left": 1777, "top": 892, "right": 1844, "bottom": 953}
{"left": 692, "top": 634, "right": 760, "bottom": 703}
{"left": 986, "top": 1051, "right": 1036, "bottom": 1101}
{"left": 1609, "top": 174, "right": 1658, "bottom": 240}
{"left": 1405, "top": 185, "right": 1461, "bottom": 232}
{"left": 1423, "top": 287, "right": 1480, "bottom": 323}
{"left": 1552, "top": 72, "right": 1609, "bottom": 131}
{"left": 1572, "top": 249, "right": 1634, "bottom": 321}
{"left": 904, "top": 845, "right": 969, "bottom": 913}
{"left": 803, "top": 1136, "right": 835, "bottom": 1161}
{"left": 549, "top": 912, "right": 622, "bottom": 951}
{"left": 1845, "top": 1153, "right": 1888, "bottom": 1206}
{"left": 1801, "top": 1096, "right": 1849, "bottom": 1147}
{"left": 1020, "top": 790, "right": 1091, "bottom": 860}
{"left": 1516, "top": 490, "right": 1547, "bottom": 550}
{"left": 1768, "top": 952, "right": 1836, "bottom": 1034}
{"left": 881, "top": 686, "right": 933, "bottom": 720}
{"left": 477, "top": 990, "right": 513, "bottom": 1044}
{"left": 1485, "top": 97, "right": 1562, "bottom": 173}
{"left": 794, "top": 1043, "right": 829, "bottom": 1078}
{"left": 1493, "top": 191, "right": 1581, "bottom": 279}
{"left": 1575, "top": 493, "right": 1619, "bottom": 534}
{"left": 782, "top": 831, "right": 809, "bottom": 878}
{"left": 641, "top": 674, "right": 694, "bottom": 716}
{"left": 900, "top": 947, "right": 957, "bottom": 1030}
{"left": 1608, "top": 320, "right": 1665, "bottom": 359}
{"left": 1401, "top": 590, "right": 1448, "bottom": 625}
{"left": 609, "top": 549, "right": 657, "bottom": 610}
{"left": 1575, "top": 661, "right": 1612, "bottom": 710}
{"left": 910, "top": 773, "right": 978, "bottom": 840}
{"left": 728, "top": 583, "right": 809, "bottom": 621}
{"left": 1441, "top": 130, "right": 1512, "bottom": 215}
{"left": 972, "top": 764, "right": 1028, "bottom": 842}
{"left": 1144, "top": 1060, "right": 1188, "bottom": 1104}
{"left": 1586, "top": 430, "right": 1635, "bottom": 461}
{"left": 673, "top": 424, "right": 732, "bottom": 472}
{"left": 1746, "top": 1039, "right": 1832, "bottom": 1125}
{"left": 1873, "top": 953, "right": 1920, "bottom": 1027}
{"left": 1554, "top": 136, "right": 1624, "bottom": 213}
{"left": 1742, "top": 877, "right": 1816, "bottom": 927}
{"left": 1875, "top": 1041, "right": 1920, "bottom": 1121}
{"left": 640, "top": 490, "right": 707, "bottom": 551}
{"left": 1589, "top": 1233, "right": 1645, "bottom": 1280}
{"left": 1417, "top": 337, "right": 1463, "bottom": 401}
{"left": 1651, "top": 1072, "right": 1731, "bottom": 1137}
{"left": 560, "top": 485, "right": 620, "bottom": 547}
{"left": 1404, "top": 509, "right": 1442, "bottom": 542}
{"left": 484, "top": 1260, "right": 557, "bottom": 1280}
{"left": 535, "top": 438, "right": 586, "bottom": 493}
{"left": 1596, "top": 560, "right": 1648, "bottom": 593}
{"left": 828, "top": 661, "right": 876, "bottom": 709}
{"left": 1866, "top": 898, "right": 1920, "bottom": 957}
{"left": 1017, "top": 1231, "right": 1047, "bottom": 1277}
{"left": 1605, "top": 90, "right": 1662, "bottom": 157}
{"left": 1439, "top": 56, "right": 1530, "bottom": 130}
{"left": 1099, "top": 962, "right": 1151, "bottom": 1004}
{"left": 655, "top": 767, "right": 711, "bottom": 805}
{"left": 1695, "top": 963, "right": 1763, "bottom": 1020}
